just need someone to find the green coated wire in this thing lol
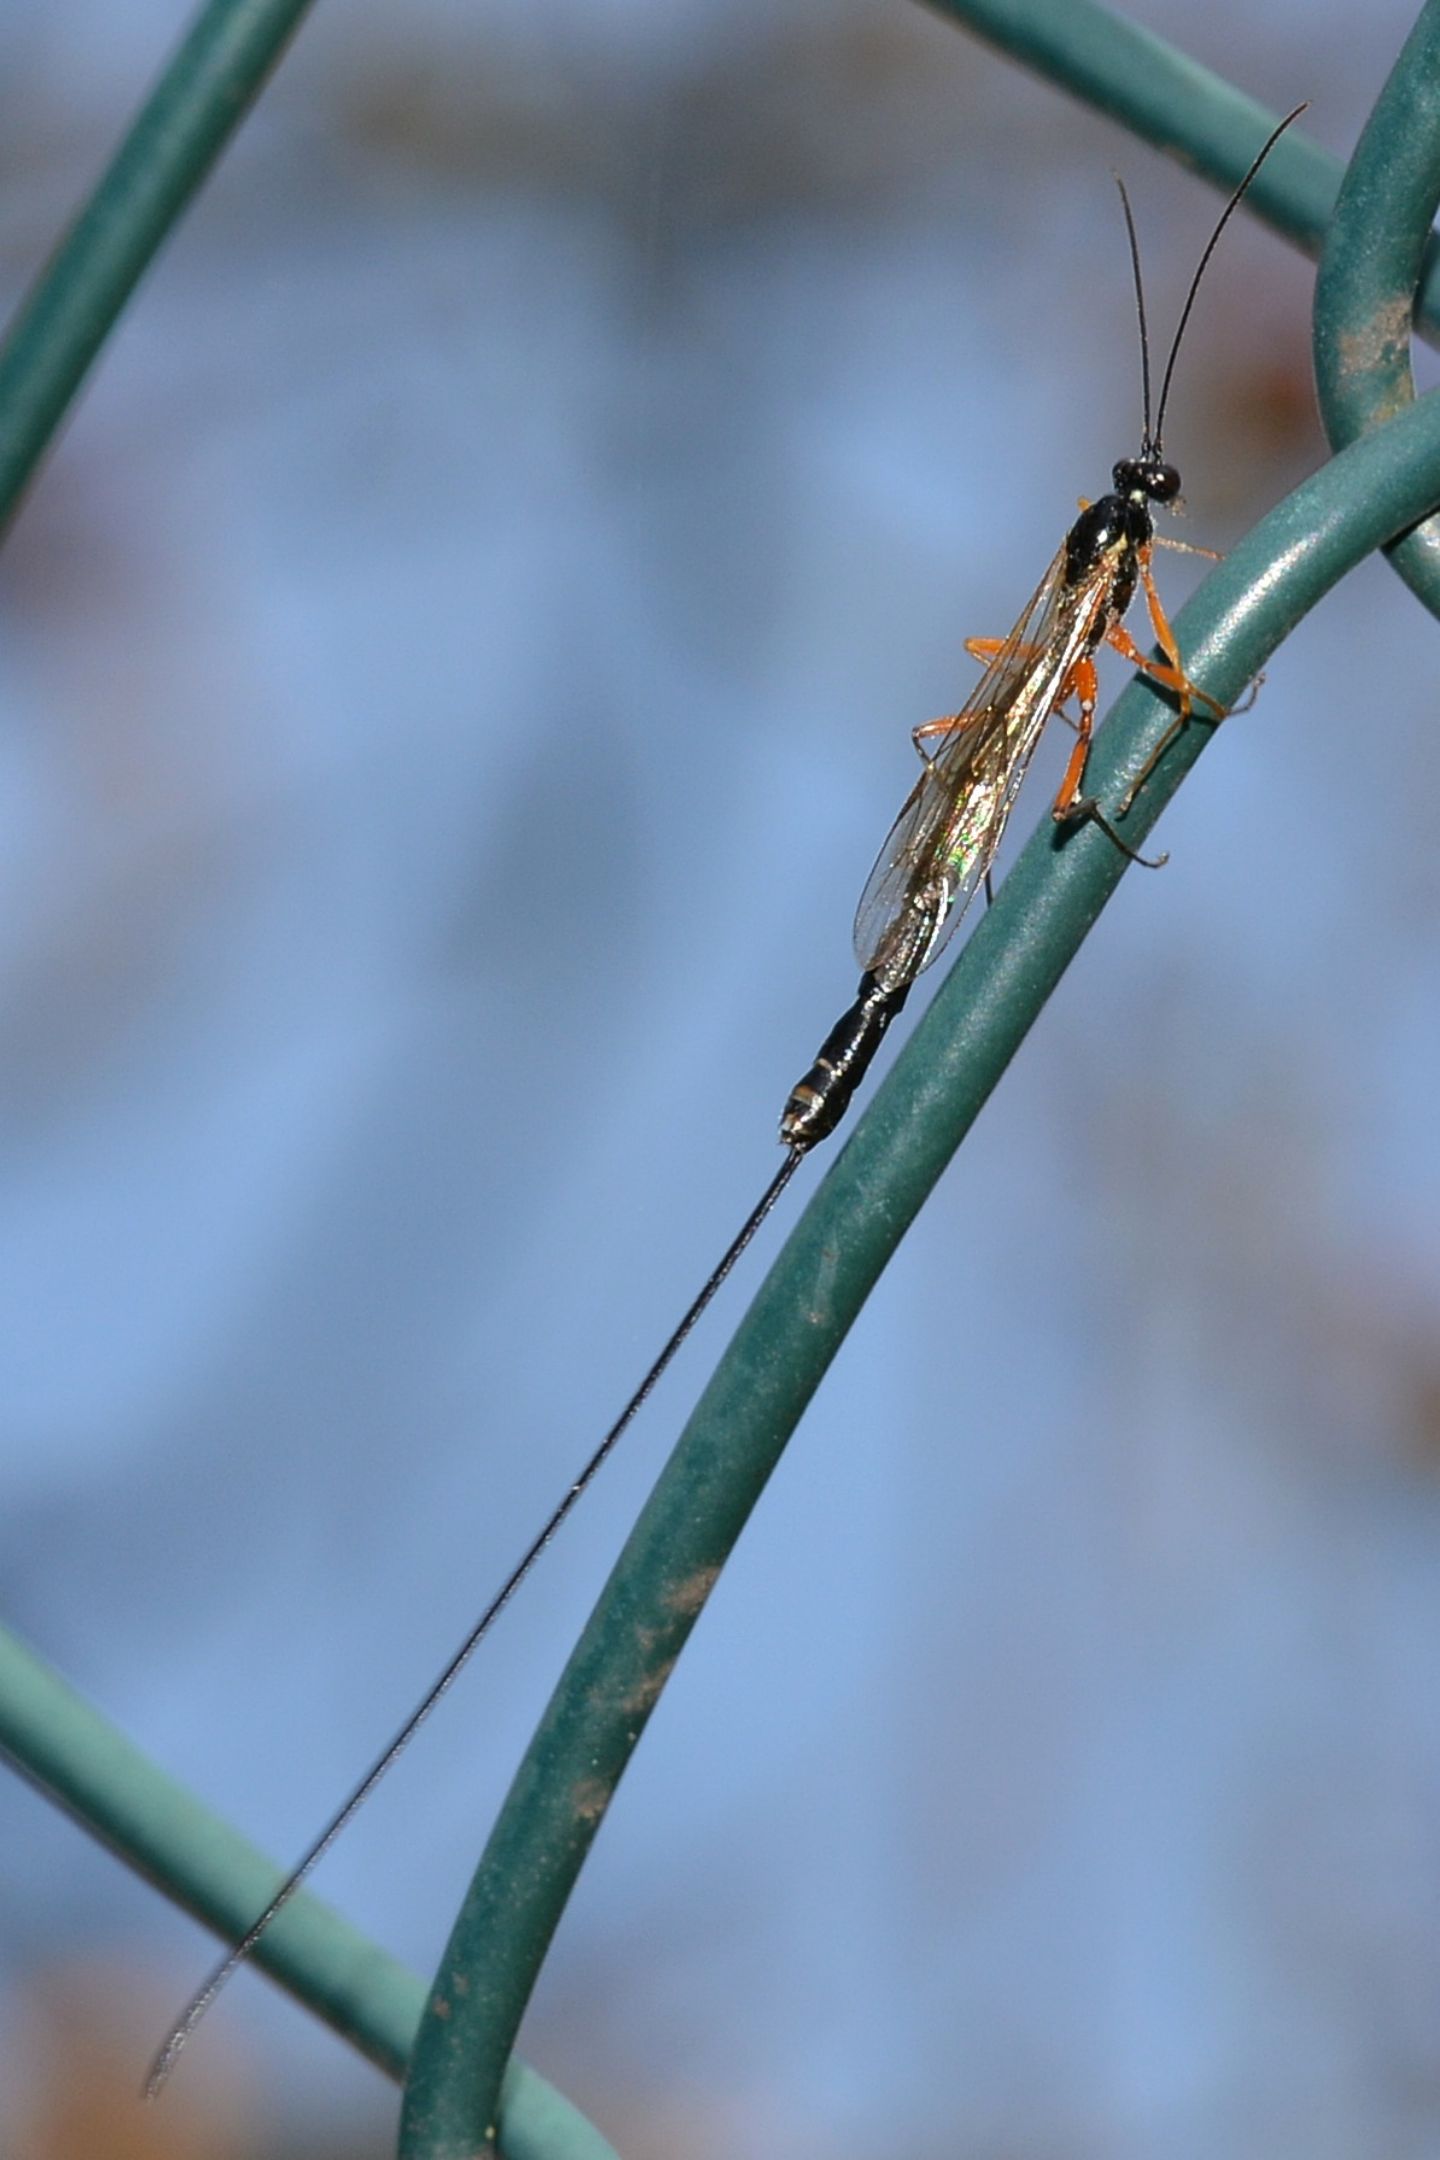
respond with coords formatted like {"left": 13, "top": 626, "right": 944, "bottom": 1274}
{"left": 397, "top": 388, "right": 1440, "bottom": 2158}
{"left": 0, "top": 9, "right": 624, "bottom": 2155}
{"left": 0, "top": 0, "right": 317, "bottom": 536}
{"left": 0, "top": 1626, "right": 618, "bottom": 2160}
{"left": 1, "top": 0, "right": 1434, "bottom": 562}
{"left": 1312, "top": 0, "right": 1440, "bottom": 618}
{"left": 2, "top": 0, "right": 1436, "bottom": 2151}
{"left": 926, "top": 0, "right": 1440, "bottom": 345}
{"left": 388, "top": 15, "right": 1440, "bottom": 2150}
{"left": 392, "top": 19, "right": 1440, "bottom": 2146}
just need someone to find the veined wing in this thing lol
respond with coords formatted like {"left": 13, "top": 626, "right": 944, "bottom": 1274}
{"left": 853, "top": 550, "right": 1110, "bottom": 992}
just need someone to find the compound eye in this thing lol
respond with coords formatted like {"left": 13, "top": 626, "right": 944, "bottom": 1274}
{"left": 1149, "top": 462, "right": 1182, "bottom": 503}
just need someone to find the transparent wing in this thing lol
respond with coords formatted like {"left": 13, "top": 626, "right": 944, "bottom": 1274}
{"left": 853, "top": 550, "right": 1106, "bottom": 991}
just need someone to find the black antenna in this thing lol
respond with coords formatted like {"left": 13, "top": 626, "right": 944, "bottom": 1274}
{"left": 1152, "top": 102, "right": 1309, "bottom": 450}
{"left": 1115, "top": 174, "right": 1153, "bottom": 448}
{"left": 146, "top": 1145, "right": 804, "bottom": 2097}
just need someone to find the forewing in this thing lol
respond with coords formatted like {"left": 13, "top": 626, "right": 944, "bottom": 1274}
{"left": 853, "top": 550, "right": 1094, "bottom": 988}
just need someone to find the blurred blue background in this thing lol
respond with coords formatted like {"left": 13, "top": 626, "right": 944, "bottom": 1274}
{"left": 3, "top": 1, "right": 1440, "bottom": 2155}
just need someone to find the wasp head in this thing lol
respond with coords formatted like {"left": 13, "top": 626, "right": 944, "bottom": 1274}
{"left": 1113, "top": 453, "right": 1181, "bottom": 505}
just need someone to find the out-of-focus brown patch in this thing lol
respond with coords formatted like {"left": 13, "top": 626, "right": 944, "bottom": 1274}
{"left": 8, "top": 1961, "right": 253, "bottom": 2160}
{"left": 1183, "top": 305, "right": 1322, "bottom": 519}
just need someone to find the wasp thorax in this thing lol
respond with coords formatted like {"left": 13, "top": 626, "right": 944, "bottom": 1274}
{"left": 1113, "top": 454, "right": 1181, "bottom": 504}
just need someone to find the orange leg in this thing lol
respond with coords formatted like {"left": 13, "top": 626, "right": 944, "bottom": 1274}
{"left": 962, "top": 635, "right": 1041, "bottom": 666}
{"left": 916, "top": 625, "right": 1065, "bottom": 757}
{"left": 913, "top": 635, "right": 1030, "bottom": 753}
{"left": 1112, "top": 552, "right": 1225, "bottom": 815}
{"left": 1051, "top": 652, "right": 1169, "bottom": 870}
{"left": 915, "top": 629, "right": 1050, "bottom": 754}
{"left": 1051, "top": 656, "right": 1099, "bottom": 819}
{"left": 1103, "top": 619, "right": 1219, "bottom": 718}
{"left": 1142, "top": 554, "right": 1226, "bottom": 715}
{"left": 913, "top": 708, "right": 977, "bottom": 753}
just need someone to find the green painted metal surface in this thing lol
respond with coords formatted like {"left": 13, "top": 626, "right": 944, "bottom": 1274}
{"left": 0, "top": 0, "right": 315, "bottom": 533}
{"left": 0, "top": 1626, "right": 618, "bottom": 2160}
{"left": 2, "top": 3, "right": 1438, "bottom": 2155}
{"left": 1313, "top": 0, "right": 1440, "bottom": 613}
{"left": 394, "top": 15, "right": 1440, "bottom": 2138}
{"left": 398, "top": 391, "right": 1440, "bottom": 2159}
{"left": 928, "top": 0, "right": 1440, "bottom": 344}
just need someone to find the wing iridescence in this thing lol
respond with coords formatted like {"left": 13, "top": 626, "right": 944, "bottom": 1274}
{"left": 853, "top": 551, "right": 1110, "bottom": 992}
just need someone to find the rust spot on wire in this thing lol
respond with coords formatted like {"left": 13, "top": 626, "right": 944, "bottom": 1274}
{"left": 572, "top": 1775, "right": 614, "bottom": 1822}
{"left": 1337, "top": 293, "right": 1414, "bottom": 420}
{"left": 664, "top": 1564, "right": 721, "bottom": 1616}
{"left": 616, "top": 1656, "right": 678, "bottom": 1720}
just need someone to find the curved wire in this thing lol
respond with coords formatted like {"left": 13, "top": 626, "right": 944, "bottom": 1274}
{"left": 0, "top": 1626, "right": 617, "bottom": 2160}
{"left": 1312, "top": 0, "right": 1440, "bottom": 621}
{"left": 926, "top": 0, "right": 1440, "bottom": 346}
{"left": 398, "top": 390, "right": 1440, "bottom": 2158}
{"left": 4, "top": 5, "right": 1439, "bottom": 2154}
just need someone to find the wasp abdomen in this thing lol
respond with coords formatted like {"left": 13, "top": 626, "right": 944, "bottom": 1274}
{"left": 780, "top": 972, "right": 909, "bottom": 1152}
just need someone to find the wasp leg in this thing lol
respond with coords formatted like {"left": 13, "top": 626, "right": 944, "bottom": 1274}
{"left": 1051, "top": 656, "right": 1098, "bottom": 811}
{"left": 1141, "top": 554, "right": 1226, "bottom": 715}
{"left": 926, "top": 638, "right": 1045, "bottom": 757}
{"left": 964, "top": 636, "right": 1046, "bottom": 667}
{"left": 1152, "top": 533, "right": 1222, "bottom": 561}
{"left": 1052, "top": 656, "right": 1169, "bottom": 870}
{"left": 911, "top": 631, "right": 1040, "bottom": 755}
{"left": 1104, "top": 619, "right": 1220, "bottom": 719}
{"left": 913, "top": 711, "right": 964, "bottom": 754}
{"left": 1107, "top": 560, "right": 1229, "bottom": 816}
{"left": 912, "top": 704, "right": 989, "bottom": 757}
{"left": 928, "top": 635, "right": 1040, "bottom": 764}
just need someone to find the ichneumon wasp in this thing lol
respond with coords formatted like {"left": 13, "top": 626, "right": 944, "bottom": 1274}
{"left": 148, "top": 102, "right": 1305, "bottom": 2095}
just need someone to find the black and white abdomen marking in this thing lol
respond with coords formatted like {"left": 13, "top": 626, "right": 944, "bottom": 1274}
{"left": 780, "top": 972, "right": 910, "bottom": 1152}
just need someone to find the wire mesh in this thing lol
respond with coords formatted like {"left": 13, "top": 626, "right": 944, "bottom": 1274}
{"left": 1, "top": 4, "right": 1437, "bottom": 2158}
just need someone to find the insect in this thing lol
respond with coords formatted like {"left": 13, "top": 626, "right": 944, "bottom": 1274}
{"left": 148, "top": 103, "right": 1304, "bottom": 2094}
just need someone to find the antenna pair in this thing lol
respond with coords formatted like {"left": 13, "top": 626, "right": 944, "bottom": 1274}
{"left": 1117, "top": 103, "right": 1308, "bottom": 460}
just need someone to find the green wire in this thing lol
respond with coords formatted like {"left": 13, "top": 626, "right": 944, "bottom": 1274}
{"left": 3, "top": 0, "right": 1434, "bottom": 559}
{"left": 3, "top": 1, "right": 1438, "bottom": 2153}
{"left": 0, "top": 10, "right": 634, "bottom": 2152}
{"left": 0, "top": 0, "right": 316, "bottom": 535}
{"left": 1312, "top": 0, "right": 1440, "bottom": 617}
{"left": 398, "top": 384, "right": 1440, "bottom": 2158}
{"left": 0, "top": 5, "right": 618, "bottom": 2152}
{"left": 0, "top": 1625, "right": 618, "bottom": 2160}
{"left": 926, "top": 0, "right": 1440, "bottom": 344}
